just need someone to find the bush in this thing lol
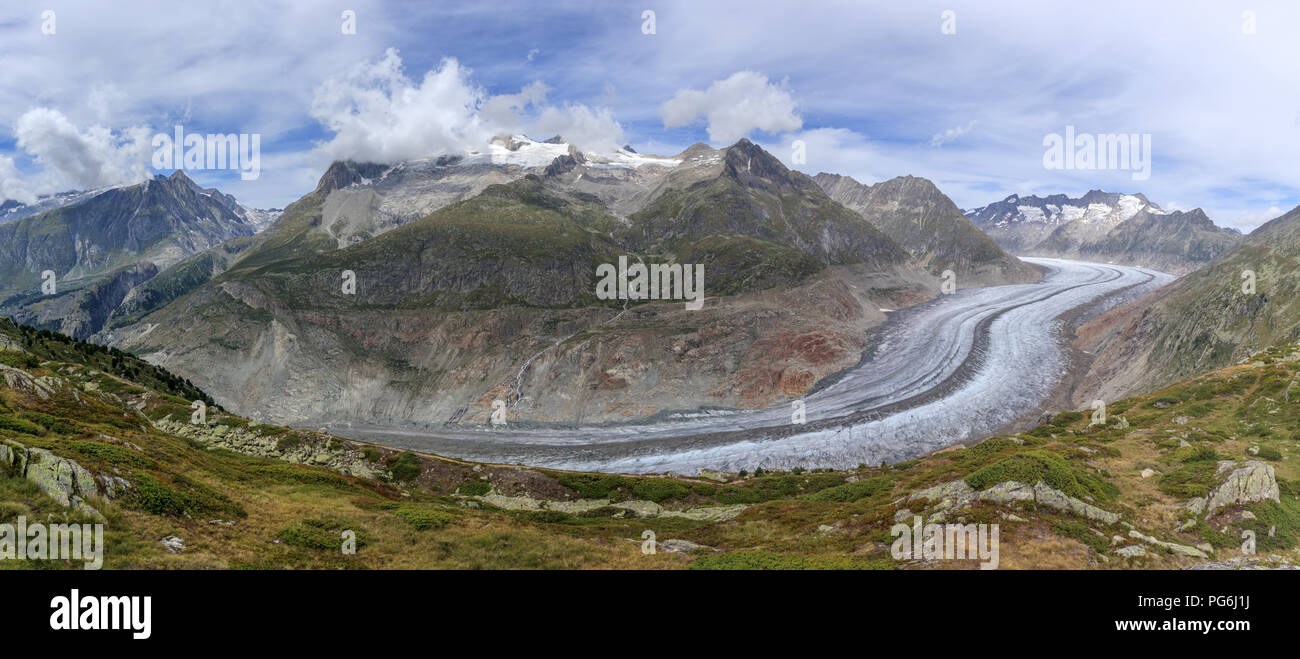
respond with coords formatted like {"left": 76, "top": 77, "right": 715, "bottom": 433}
{"left": 575, "top": 506, "right": 633, "bottom": 519}
{"left": 630, "top": 478, "right": 690, "bottom": 503}
{"left": 68, "top": 441, "right": 154, "bottom": 468}
{"left": 279, "top": 518, "right": 367, "bottom": 550}
{"left": 1238, "top": 500, "right": 1300, "bottom": 552}
{"left": 689, "top": 550, "right": 891, "bottom": 570}
{"left": 131, "top": 473, "right": 245, "bottom": 518}
{"left": 387, "top": 452, "right": 423, "bottom": 482}
{"left": 557, "top": 473, "right": 631, "bottom": 499}
{"left": 1050, "top": 411, "right": 1085, "bottom": 427}
{"left": 17, "top": 412, "right": 78, "bottom": 434}
{"left": 716, "top": 473, "right": 848, "bottom": 505}
{"left": 457, "top": 480, "right": 490, "bottom": 496}
{"left": 1051, "top": 518, "right": 1109, "bottom": 553}
{"left": 250, "top": 464, "right": 352, "bottom": 488}
{"left": 391, "top": 507, "right": 454, "bottom": 530}
{"left": 803, "top": 476, "right": 893, "bottom": 502}
{"left": 1158, "top": 461, "right": 1219, "bottom": 498}
{"left": 0, "top": 351, "right": 40, "bottom": 369}
{"left": 0, "top": 414, "right": 43, "bottom": 436}
{"left": 1256, "top": 446, "right": 1283, "bottom": 461}
{"left": 515, "top": 510, "right": 574, "bottom": 525}
{"left": 965, "top": 450, "right": 1118, "bottom": 501}
{"left": 131, "top": 474, "right": 191, "bottom": 516}
{"left": 1180, "top": 445, "right": 1220, "bottom": 463}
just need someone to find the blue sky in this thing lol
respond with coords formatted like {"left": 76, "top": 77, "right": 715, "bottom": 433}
{"left": 2, "top": 0, "right": 1300, "bottom": 231}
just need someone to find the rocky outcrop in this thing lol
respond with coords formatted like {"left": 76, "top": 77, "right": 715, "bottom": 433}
{"left": 657, "top": 539, "right": 712, "bottom": 553}
{"left": 151, "top": 416, "right": 381, "bottom": 480}
{"left": 1186, "top": 460, "right": 1280, "bottom": 518}
{"left": 0, "top": 362, "right": 58, "bottom": 399}
{"left": 1127, "top": 529, "right": 1208, "bottom": 558}
{"left": 0, "top": 440, "right": 105, "bottom": 520}
{"left": 909, "top": 479, "right": 1121, "bottom": 524}
{"left": 474, "top": 491, "right": 746, "bottom": 521}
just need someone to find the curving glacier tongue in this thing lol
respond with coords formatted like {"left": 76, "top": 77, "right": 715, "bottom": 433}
{"left": 339, "top": 258, "right": 1174, "bottom": 474}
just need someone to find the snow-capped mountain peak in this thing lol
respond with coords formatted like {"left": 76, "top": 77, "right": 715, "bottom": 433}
{"left": 964, "top": 189, "right": 1241, "bottom": 274}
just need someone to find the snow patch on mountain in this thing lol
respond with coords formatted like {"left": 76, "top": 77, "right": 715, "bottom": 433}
{"left": 457, "top": 135, "right": 681, "bottom": 170}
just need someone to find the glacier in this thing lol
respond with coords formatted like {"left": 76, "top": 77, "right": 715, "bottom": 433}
{"left": 340, "top": 258, "right": 1175, "bottom": 474}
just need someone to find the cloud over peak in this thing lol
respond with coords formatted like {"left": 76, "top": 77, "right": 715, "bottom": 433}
{"left": 310, "top": 49, "right": 623, "bottom": 164}
{"left": 659, "top": 71, "right": 802, "bottom": 145}
{"left": 12, "top": 107, "right": 152, "bottom": 195}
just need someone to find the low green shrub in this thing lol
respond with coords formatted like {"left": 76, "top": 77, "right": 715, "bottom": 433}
{"left": 965, "top": 450, "right": 1118, "bottom": 501}
{"left": 456, "top": 481, "right": 490, "bottom": 496}
{"left": 803, "top": 476, "right": 893, "bottom": 502}
{"left": 391, "top": 507, "right": 454, "bottom": 530}
{"left": 387, "top": 452, "right": 423, "bottom": 482}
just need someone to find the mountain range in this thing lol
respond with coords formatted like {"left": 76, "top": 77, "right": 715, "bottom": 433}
{"left": 5, "top": 135, "right": 1300, "bottom": 573}
{"left": 6, "top": 134, "right": 1290, "bottom": 445}
{"left": 0, "top": 171, "right": 278, "bottom": 339}
{"left": 815, "top": 173, "right": 1040, "bottom": 286}
{"left": 1073, "top": 203, "right": 1300, "bottom": 406}
{"left": 965, "top": 190, "right": 1241, "bottom": 274}
{"left": 98, "top": 137, "right": 955, "bottom": 427}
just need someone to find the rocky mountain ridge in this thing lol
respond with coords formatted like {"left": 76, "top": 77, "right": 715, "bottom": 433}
{"left": 101, "top": 138, "right": 941, "bottom": 428}
{"left": 816, "top": 173, "right": 1041, "bottom": 286}
{"left": 0, "top": 171, "right": 272, "bottom": 339}
{"left": 966, "top": 190, "right": 1241, "bottom": 274}
{"left": 1072, "top": 204, "right": 1300, "bottom": 406}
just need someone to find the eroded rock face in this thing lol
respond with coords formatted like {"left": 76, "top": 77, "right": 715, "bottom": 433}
{"left": 119, "top": 262, "right": 928, "bottom": 428}
{"left": 1195, "top": 460, "right": 1280, "bottom": 518}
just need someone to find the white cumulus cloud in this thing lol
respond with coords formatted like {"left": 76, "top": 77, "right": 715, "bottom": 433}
{"left": 534, "top": 104, "right": 624, "bottom": 154}
{"left": 659, "top": 71, "right": 802, "bottom": 145}
{"left": 311, "top": 49, "right": 625, "bottom": 163}
{"left": 0, "top": 155, "right": 35, "bottom": 204}
{"left": 14, "top": 107, "right": 153, "bottom": 191}
{"left": 1230, "top": 205, "right": 1284, "bottom": 234}
{"left": 311, "top": 49, "right": 494, "bottom": 164}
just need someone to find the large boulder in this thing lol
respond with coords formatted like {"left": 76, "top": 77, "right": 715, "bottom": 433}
{"left": 0, "top": 441, "right": 105, "bottom": 520}
{"left": 1191, "top": 460, "right": 1280, "bottom": 518}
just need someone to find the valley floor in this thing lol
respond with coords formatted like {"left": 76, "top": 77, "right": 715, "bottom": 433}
{"left": 336, "top": 258, "right": 1174, "bottom": 474}
{"left": 3, "top": 322, "right": 1299, "bottom": 570}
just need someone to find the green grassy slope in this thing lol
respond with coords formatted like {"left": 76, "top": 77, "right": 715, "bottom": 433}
{"left": 4, "top": 320, "right": 1299, "bottom": 570}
